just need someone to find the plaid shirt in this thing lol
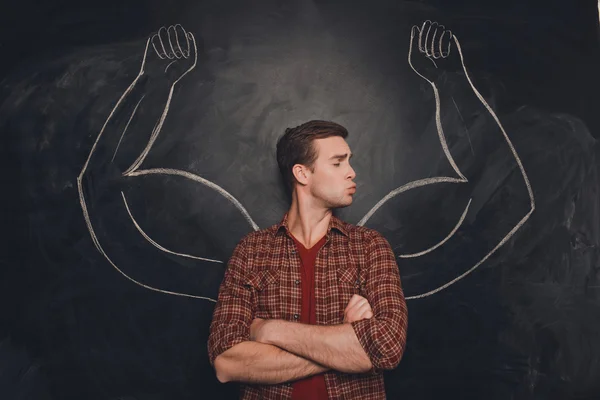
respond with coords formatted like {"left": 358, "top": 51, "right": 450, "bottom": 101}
{"left": 207, "top": 213, "right": 408, "bottom": 399}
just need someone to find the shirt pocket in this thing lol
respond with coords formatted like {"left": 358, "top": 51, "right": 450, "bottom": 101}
{"left": 245, "top": 269, "right": 281, "bottom": 319}
{"left": 336, "top": 267, "right": 366, "bottom": 321}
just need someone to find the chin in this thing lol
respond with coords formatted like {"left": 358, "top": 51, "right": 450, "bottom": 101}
{"left": 330, "top": 198, "right": 353, "bottom": 209}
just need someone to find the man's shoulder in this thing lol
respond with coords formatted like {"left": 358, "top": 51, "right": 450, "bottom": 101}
{"left": 336, "top": 217, "right": 386, "bottom": 243}
{"left": 235, "top": 224, "right": 279, "bottom": 247}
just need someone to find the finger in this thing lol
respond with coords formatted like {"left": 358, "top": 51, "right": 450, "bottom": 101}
{"left": 158, "top": 26, "right": 174, "bottom": 59}
{"left": 167, "top": 25, "right": 181, "bottom": 59}
{"left": 346, "top": 297, "right": 368, "bottom": 314}
{"left": 430, "top": 26, "right": 440, "bottom": 59}
{"left": 151, "top": 33, "right": 166, "bottom": 59}
{"left": 349, "top": 306, "right": 373, "bottom": 322}
{"left": 354, "top": 301, "right": 373, "bottom": 315}
{"left": 431, "top": 25, "right": 444, "bottom": 59}
{"left": 184, "top": 32, "right": 198, "bottom": 62}
{"left": 345, "top": 294, "right": 362, "bottom": 311}
{"left": 186, "top": 32, "right": 196, "bottom": 60}
{"left": 419, "top": 20, "right": 431, "bottom": 53}
{"left": 410, "top": 25, "right": 421, "bottom": 55}
{"left": 424, "top": 21, "right": 438, "bottom": 57}
{"left": 410, "top": 25, "right": 420, "bottom": 38}
{"left": 356, "top": 307, "right": 373, "bottom": 320}
{"left": 174, "top": 24, "right": 189, "bottom": 58}
{"left": 440, "top": 29, "right": 453, "bottom": 57}
{"left": 423, "top": 21, "right": 433, "bottom": 56}
{"left": 344, "top": 298, "right": 361, "bottom": 314}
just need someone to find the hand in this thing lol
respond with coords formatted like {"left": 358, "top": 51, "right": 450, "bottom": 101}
{"left": 250, "top": 317, "right": 270, "bottom": 343}
{"left": 139, "top": 24, "right": 198, "bottom": 85}
{"left": 343, "top": 294, "right": 373, "bottom": 324}
{"left": 408, "top": 20, "right": 461, "bottom": 83}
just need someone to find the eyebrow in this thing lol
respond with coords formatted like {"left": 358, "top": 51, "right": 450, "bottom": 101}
{"left": 329, "top": 153, "right": 353, "bottom": 161}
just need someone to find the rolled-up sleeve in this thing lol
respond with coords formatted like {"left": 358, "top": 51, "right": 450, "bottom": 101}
{"left": 207, "top": 237, "right": 254, "bottom": 367}
{"left": 350, "top": 231, "right": 408, "bottom": 374}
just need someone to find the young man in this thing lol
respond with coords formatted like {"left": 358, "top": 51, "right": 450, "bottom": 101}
{"left": 207, "top": 120, "right": 408, "bottom": 399}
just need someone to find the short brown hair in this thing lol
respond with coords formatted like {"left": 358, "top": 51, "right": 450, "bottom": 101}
{"left": 276, "top": 120, "right": 349, "bottom": 196}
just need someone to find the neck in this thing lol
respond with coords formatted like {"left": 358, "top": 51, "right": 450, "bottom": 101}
{"left": 286, "top": 190, "right": 332, "bottom": 248}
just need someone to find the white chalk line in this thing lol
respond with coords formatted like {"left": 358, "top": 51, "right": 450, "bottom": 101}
{"left": 121, "top": 191, "right": 224, "bottom": 263}
{"left": 453, "top": 34, "right": 535, "bottom": 208}
{"left": 406, "top": 208, "right": 533, "bottom": 300}
{"left": 79, "top": 22, "right": 536, "bottom": 302}
{"left": 79, "top": 188, "right": 217, "bottom": 302}
{"left": 359, "top": 22, "right": 535, "bottom": 300}
{"left": 400, "top": 25, "right": 534, "bottom": 300}
{"left": 151, "top": 25, "right": 191, "bottom": 60}
{"left": 77, "top": 83, "right": 218, "bottom": 301}
{"left": 77, "top": 29, "right": 221, "bottom": 302}
{"left": 409, "top": 23, "right": 467, "bottom": 182}
{"left": 165, "top": 61, "right": 177, "bottom": 73}
{"left": 123, "top": 29, "right": 198, "bottom": 176}
{"left": 111, "top": 94, "right": 145, "bottom": 163}
{"left": 451, "top": 96, "right": 474, "bottom": 156}
{"left": 399, "top": 198, "right": 471, "bottom": 258}
{"left": 151, "top": 27, "right": 168, "bottom": 60}
{"left": 358, "top": 177, "right": 468, "bottom": 227}
{"left": 125, "top": 168, "right": 260, "bottom": 231}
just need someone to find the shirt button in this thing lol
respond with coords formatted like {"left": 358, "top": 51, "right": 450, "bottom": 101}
{"left": 293, "top": 313, "right": 299, "bottom": 320}
{"left": 295, "top": 279, "right": 300, "bottom": 285}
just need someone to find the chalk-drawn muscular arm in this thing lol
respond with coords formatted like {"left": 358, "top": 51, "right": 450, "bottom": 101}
{"left": 359, "top": 21, "right": 535, "bottom": 300}
{"left": 77, "top": 25, "right": 257, "bottom": 301}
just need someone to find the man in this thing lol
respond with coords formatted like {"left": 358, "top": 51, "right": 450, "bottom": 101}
{"left": 207, "top": 120, "right": 408, "bottom": 399}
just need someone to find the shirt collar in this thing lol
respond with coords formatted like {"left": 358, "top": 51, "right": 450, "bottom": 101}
{"left": 273, "top": 212, "right": 349, "bottom": 238}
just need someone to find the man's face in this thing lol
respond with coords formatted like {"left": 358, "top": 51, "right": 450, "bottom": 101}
{"left": 306, "top": 136, "right": 357, "bottom": 209}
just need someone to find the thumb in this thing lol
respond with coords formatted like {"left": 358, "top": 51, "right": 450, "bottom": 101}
{"left": 410, "top": 25, "right": 422, "bottom": 54}
{"left": 187, "top": 32, "right": 198, "bottom": 63}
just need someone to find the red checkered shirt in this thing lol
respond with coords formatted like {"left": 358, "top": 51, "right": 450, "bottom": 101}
{"left": 207, "top": 213, "right": 408, "bottom": 399}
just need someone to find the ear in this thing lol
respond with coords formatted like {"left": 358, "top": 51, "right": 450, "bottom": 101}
{"left": 292, "top": 164, "right": 310, "bottom": 186}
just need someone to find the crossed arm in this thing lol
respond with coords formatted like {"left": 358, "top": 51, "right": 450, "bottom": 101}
{"left": 207, "top": 233, "right": 408, "bottom": 385}
{"left": 215, "top": 320, "right": 372, "bottom": 384}
{"left": 213, "top": 337, "right": 330, "bottom": 384}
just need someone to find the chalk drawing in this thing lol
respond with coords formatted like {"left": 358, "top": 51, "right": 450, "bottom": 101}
{"left": 111, "top": 95, "right": 145, "bottom": 163}
{"left": 121, "top": 191, "right": 223, "bottom": 263}
{"left": 79, "top": 21, "right": 534, "bottom": 302}
{"left": 358, "top": 21, "right": 535, "bottom": 300}
{"left": 78, "top": 25, "right": 258, "bottom": 302}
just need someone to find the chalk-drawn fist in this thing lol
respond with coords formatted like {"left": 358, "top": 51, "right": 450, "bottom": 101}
{"left": 140, "top": 24, "right": 198, "bottom": 84}
{"left": 409, "top": 20, "right": 460, "bottom": 83}
{"left": 343, "top": 294, "right": 373, "bottom": 324}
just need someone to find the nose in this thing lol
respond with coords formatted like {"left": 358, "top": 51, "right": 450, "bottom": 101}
{"left": 347, "top": 164, "right": 356, "bottom": 181}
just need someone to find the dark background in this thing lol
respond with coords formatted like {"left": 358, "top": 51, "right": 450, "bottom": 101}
{"left": 1, "top": 0, "right": 599, "bottom": 399}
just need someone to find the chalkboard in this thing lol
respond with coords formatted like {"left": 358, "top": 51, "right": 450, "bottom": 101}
{"left": 1, "top": 0, "right": 599, "bottom": 399}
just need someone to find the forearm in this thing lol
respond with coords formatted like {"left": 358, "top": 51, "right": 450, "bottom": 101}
{"left": 263, "top": 320, "right": 372, "bottom": 374}
{"left": 83, "top": 74, "right": 172, "bottom": 176}
{"left": 215, "top": 341, "right": 329, "bottom": 384}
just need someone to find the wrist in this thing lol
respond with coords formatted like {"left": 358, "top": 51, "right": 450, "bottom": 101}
{"left": 138, "top": 72, "right": 174, "bottom": 92}
{"left": 262, "top": 319, "right": 283, "bottom": 346}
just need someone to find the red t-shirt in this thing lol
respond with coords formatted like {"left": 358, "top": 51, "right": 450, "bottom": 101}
{"left": 289, "top": 233, "right": 329, "bottom": 400}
